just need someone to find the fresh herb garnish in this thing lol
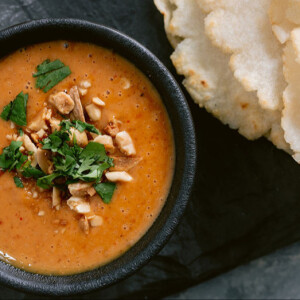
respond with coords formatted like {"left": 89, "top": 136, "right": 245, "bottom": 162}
{"left": 94, "top": 182, "right": 116, "bottom": 204}
{"left": 18, "top": 128, "right": 24, "bottom": 136}
{"left": 13, "top": 176, "right": 24, "bottom": 188}
{"left": 0, "top": 141, "right": 45, "bottom": 185}
{"left": 0, "top": 92, "right": 28, "bottom": 126}
{"left": 33, "top": 59, "right": 71, "bottom": 93}
{"left": 60, "top": 120, "right": 100, "bottom": 134}
{"left": 37, "top": 125, "right": 113, "bottom": 189}
{"left": 0, "top": 141, "right": 27, "bottom": 171}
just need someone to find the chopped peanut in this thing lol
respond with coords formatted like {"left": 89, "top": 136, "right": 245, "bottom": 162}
{"left": 115, "top": 131, "right": 136, "bottom": 156}
{"left": 94, "top": 135, "right": 114, "bottom": 150}
{"left": 52, "top": 187, "right": 61, "bottom": 210}
{"left": 105, "top": 171, "right": 133, "bottom": 182}
{"left": 89, "top": 215, "right": 103, "bottom": 227}
{"left": 69, "top": 127, "right": 88, "bottom": 147}
{"left": 79, "top": 216, "right": 89, "bottom": 234}
{"left": 31, "top": 133, "right": 39, "bottom": 144}
{"left": 104, "top": 117, "right": 119, "bottom": 137}
{"left": 28, "top": 109, "right": 48, "bottom": 131}
{"left": 68, "top": 182, "right": 96, "bottom": 197}
{"left": 67, "top": 197, "right": 91, "bottom": 214}
{"left": 92, "top": 97, "right": 105, "bottom": 107}
{"left": 80, "top": 80, "right": 91, "bottom": 89}
{"left": 37, "top": 149, "right": 52, "bottom": 174}
{"left": 48, "top": 91, "right": 74, "bottom": 115}
{"left": 85, "top": 103, "right": 101, "bottom": 121}
{"left": 49, "top": 118, "right": 61, "bottom": 133}
{"left": 120, "top": 77, "right": 131, "bottom": 89}
{"left": 78, "top": 88, "right": 87, "bottom": 96}
{"left": 36, "top": 129, "right": 45, "bottom": 138}
{"left": 22, "top": 134, "right": 37, "bottom": 152}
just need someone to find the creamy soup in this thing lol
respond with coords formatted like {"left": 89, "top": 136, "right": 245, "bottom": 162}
{"left": 0, "top": 41, "right": 174, "bottom": 275}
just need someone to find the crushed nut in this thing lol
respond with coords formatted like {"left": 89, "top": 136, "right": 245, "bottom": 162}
{"left": 37, "top": 149, "right": 52, "bottom": 174}
{"left": 36, "top": 129, "right": 45, "bottom": 138}
{"left": 67, "top": 197, "right": 91, "bottom": 214}
{"left": 37, "top": 210, "right": 45, "bottom": 216}
{"left": 85, "top": 103, "right": 101, "bottom": 121}
{"left": 78, "top": 88, "right": 87, "bottom": 96}
{"left": 49, "top": 118, "right": 61, "bottom": 133}
{"left": 92, "top": 97, "right": 105, "bottom": 107}
{"left": 79, "top": 216, "right": 89, "bottom": 234}
{"left": 105, "top": 171, "right": 133, "bottom": 182}
{"left": 120, "top": 77, "right": 131, "bottom": 89}
{"left": 68, "top": 182, "right": 96, "bottom": 197}
{"left": 104, "top": 117, "right": 119, "bottom": 137}
{"left": 115, "top": 131, "right": 136, "bottom": 156}
{"left": 93, "top": 135, "right": 114, "bottom": 150}
{"left": 28, "top": 109, "right": 48, "bottom": 131}
{"left": 48, "top": 91, "right": 75, "bottom": 115}
{"left": 52, "top": 187, "right": 61, "bottom": 210}
{"left": 69, "top": 127, "right": 88, "bottom": 147}
{"left": 88, "top": 215, "right": 103, "bottom": 227}
{"left": 80, "top": 80, "right": 91, "bottom": 89}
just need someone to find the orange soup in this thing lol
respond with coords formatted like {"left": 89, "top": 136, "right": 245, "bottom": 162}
{"left": 0, "top": 41, "right": 174, "bottom": 275}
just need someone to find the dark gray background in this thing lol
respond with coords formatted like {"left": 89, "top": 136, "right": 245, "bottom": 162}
{"left": 1, "top": 0, "right": 300, "bottom": 299}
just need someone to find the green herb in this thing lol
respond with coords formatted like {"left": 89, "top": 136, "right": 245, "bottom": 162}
{"left": 0, "top": 92, "right": 28, "bottom": 126}
{"left": 37, "top": 173, "right": 61, "bottom": 189}
{"left": 94, "top": 182, "right": 116, "bottom": 204}
{"left": 33, "top": 59, "right": 71, "bottom": 93}
{"left": 42, "top": 130, "right": 70, "bottom": 153}
{"left": 22, "top": 163, "right": 45, "bottom": 179}
{"left": 18, "top": 128, "right": 24, "bottom": 136}
{"left": 0, "top": 121, "right": 116, "bottom": 203}
{"left": 60, "top": 120, "right": 100, "bottom": 134}
{"left": 0, "top": 141, "right": 27, "bottom": 171}
{"left": 13, "top": 176, "right": 24, "bottom": 188}
{"left": 0, "top": 141, "right": 45, "bottom": 182}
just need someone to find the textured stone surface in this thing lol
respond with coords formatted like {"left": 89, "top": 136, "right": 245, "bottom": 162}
{"left": 1, "top": 0, "right": 300, "bottom": 299}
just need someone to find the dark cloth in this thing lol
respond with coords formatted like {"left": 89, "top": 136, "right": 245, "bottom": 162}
{"left": 1, "top": 1, "right": 299, "bottom": 299}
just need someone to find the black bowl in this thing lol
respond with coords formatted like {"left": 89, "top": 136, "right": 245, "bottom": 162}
{"left": 0, "top": 19, "right": 196, "bottom": 296}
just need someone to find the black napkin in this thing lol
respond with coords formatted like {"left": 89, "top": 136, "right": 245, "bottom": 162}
{"left": 1, "top": 1, "right": 300, "bottom": 299}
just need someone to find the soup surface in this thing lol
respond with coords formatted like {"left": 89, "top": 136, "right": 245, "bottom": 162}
{"left": 0, "top": 41, "right": 174, "bottom": 275}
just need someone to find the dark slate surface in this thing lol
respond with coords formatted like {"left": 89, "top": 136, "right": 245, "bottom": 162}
{"left": 1, "top": 0, "right": 300, "bottom": 299}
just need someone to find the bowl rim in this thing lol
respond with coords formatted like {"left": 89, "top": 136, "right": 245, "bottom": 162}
{"left": 0, "top": 18, "right": 196, "bottom": 296}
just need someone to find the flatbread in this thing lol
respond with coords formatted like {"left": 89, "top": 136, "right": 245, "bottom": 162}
{"left": 154, "top": 0, "right": 289, "bottom": 152}
{"left": 270, "top": 0, "right": 300, "bottom": 161}
{"left": 199, "top": 0, "right": 286, "bottom": 111}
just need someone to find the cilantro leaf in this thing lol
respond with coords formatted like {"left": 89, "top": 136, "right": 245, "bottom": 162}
{"left": 34, "top": 59, "right": 71, "bottom": 93}
{"left": 94, "top": 182, "right": 116, "bottom": 204}
{"left": 60, "top": 120, "right": 100, "bottom": 134}
{"left": 22, "top": 164, "right": 45, "bottom": 179}
{"left": 0, "top": 141, "right": 26, "bottom": 170}
{"left": 0, "top": 92, "right": 28, "bottom": 126}
{"left": 14, "top": 176, "right": 24, "bottom": 188}
{"left": 80, "top": 142, "right": 106, "bottom": 161}
{"left": 0, "top": 102, "right": 12, "bottom": 121}
{"left": 42, "top": 130, "right": 70, "bottom": 152}
{"left": 33, "top": 59, "right": 65, "bottom": 77}
{"left": 37, "top": 173, "right": 61, "bottom": 189}
{"left": 18, "top": 128, "right": 24, "bottom": 136}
